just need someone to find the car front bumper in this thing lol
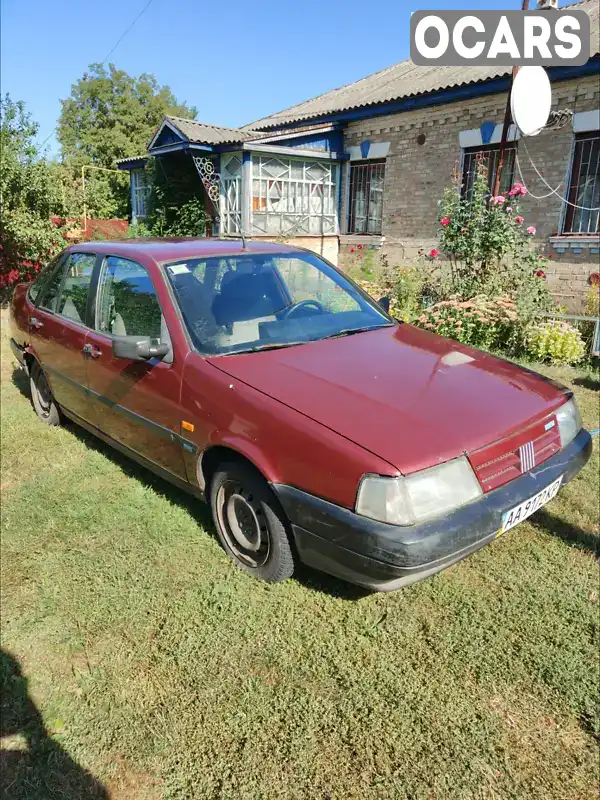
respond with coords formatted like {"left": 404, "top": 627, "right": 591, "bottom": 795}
{"left": 272, "top": 428, "right": 593, "bottom": 591}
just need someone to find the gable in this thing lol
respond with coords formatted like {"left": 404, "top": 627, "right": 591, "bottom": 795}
{"left": 150, "top": 123, "right": 187, "bottom": 150}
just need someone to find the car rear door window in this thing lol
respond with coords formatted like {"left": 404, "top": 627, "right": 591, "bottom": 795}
{"left": 29, "top": 255, "right": 65, "bottom": 304}
{"left": 38, "top": 260, "right": 67, "bottom": 312}
{"left": 38, "top": 252, "right": 95, "bottom": 323}
{"left": 96, "top": 256, "right": 169, "bottom": 344}
{"left": 57, "top": 254, "right": 96, "bottom": 323}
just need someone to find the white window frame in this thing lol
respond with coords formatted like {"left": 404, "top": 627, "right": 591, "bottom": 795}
{"left": 249, "top": 154, "right": 338, "bottom": 237}
{"left": 131, "top": 168, "right": 150, "bottom": 221}
{"left": 220, "top": 153, "right": 243, "bottom": 235}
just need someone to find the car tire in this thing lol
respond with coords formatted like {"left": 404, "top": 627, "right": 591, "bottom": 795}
{"left": 210, "top": 461, "right": 296, "bottom": 583}
{"left": 29, "top": 361, "right": 61, "bottom": 426}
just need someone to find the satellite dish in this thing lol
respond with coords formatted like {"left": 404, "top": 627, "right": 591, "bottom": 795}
{"left": 511, "top": 66, "right": 552, "bottom": 137}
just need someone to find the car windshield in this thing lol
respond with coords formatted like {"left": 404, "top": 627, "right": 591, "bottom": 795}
{"left": 164, "top": 250, "right": 394, "bottom": 355}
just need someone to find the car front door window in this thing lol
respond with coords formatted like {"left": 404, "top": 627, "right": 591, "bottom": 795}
{"left": 96, "top": 256, "right": 170, "bottom": 350}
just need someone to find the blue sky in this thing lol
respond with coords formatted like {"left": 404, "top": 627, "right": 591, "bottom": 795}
{"left": 1, "top": 0, "right": 533, "bottom": 157}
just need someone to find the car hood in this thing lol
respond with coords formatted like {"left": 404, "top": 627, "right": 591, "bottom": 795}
{"left": 208, "top": 325, "right": 568, "bottom": 474}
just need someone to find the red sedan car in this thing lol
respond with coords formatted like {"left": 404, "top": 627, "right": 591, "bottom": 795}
{"left": 10, "top": 239, "right": 591, "bottom": 590}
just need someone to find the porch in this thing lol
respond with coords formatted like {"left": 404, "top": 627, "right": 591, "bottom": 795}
{"left": 118, "top": 117, "right": 347, "bottom": 263}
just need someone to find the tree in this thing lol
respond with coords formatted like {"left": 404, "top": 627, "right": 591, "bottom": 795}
{"left": 0, "top": 95, "right": 71, "bottom": 296}
{"left": 57, "top": 64, "right": 197, "bottom": 218}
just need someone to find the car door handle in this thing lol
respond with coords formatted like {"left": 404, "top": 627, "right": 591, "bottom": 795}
{"left": 30, "top": 317, "right": 43, "bottom": 329}
{"left": 82, "top": 343, "right": 102, "bottom": 358}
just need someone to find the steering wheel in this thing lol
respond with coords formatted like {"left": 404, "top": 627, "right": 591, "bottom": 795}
{"left": 280, "top": 299, "right": 326, "bottom": 319}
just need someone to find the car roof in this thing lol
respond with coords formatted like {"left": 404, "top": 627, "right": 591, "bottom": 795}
{"left": 68, "top": 238, "right": 306, "bottom": 263}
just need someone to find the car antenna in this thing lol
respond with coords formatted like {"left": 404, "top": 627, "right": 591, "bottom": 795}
{"left": 219, "top": 232, "right": 248, "bottom": 249}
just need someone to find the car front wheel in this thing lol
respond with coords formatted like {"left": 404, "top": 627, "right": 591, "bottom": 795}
{"left": 210, "top": 461, "right": 296, "bottom": 583}
{"left": 30, "top": 361, "right": 61, "bottom": 426}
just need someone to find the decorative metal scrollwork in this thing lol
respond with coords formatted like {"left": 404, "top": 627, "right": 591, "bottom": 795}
{"left": 193, "top": 156, "right": 221, "bottom": 204}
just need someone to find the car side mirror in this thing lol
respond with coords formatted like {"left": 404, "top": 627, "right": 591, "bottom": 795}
{"left": 377, "top": 296, "right": 391, "bottom": 313}
{"left": 112, "top": 335, "right": 170, "bottom": 362}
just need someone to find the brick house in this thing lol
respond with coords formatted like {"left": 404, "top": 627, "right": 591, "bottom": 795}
{"left": 118, "top": 0, "right": 599, "bottom": 306}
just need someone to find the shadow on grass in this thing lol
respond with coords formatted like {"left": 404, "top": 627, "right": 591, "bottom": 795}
{"left": 11, "top": 367, "right": 366, "bottom": 601}
{"left": 0, "top": 650, "right": 107, "bottom": 800}
{"left": 11, "top": 364, "right": 29, "bottom": 396}
{"left": 573, "top": 376, "right": 600, "bottom": 392}
{"left": 535, "top": 508, "right": 599, "bottom": 558}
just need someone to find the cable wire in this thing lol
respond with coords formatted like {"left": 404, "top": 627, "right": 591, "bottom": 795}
{"left": 515, "top": 153, "right": 566, "bottom": 200}
{"left": 38, "top": 0, "right": 156, "bottom": 149}
{"left": 101, "top": 0, "right": 155, "bottom": 65}
{"left": 516, "top": 135, "right": 600, "bottom": 211}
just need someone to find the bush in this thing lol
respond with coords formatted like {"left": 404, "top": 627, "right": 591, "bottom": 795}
{"left": 432, "top": 169, "right": 554, "bottom": 323}
{"left": 524, "top": 320, "right": 586, "bottom": 365}
{"left": 585, "top": 283, "right": 599, "bottom": 317}
{"left": 1, "top": 96, "right": 72, "bottom": 297}
{"left": 126, "top": 221, "right": 154, "bottom": 239}
{"left": 415, "top": 295, "right": 519, "bottom": 351}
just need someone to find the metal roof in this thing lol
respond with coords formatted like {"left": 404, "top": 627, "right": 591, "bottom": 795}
{"left": 245, "top": 0, "right": 599, "bottom": 131}
{"left": 115, "top": 155, "right": 148, "bottom": 166}
{"left": 165, "top": 116, "right": 267, "bottom": 145}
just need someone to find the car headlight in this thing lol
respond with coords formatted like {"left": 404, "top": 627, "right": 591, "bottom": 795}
{"left": 555, "top": 397, "right": 582, "bottom": 448}
{"left": 356, "top": 456, "right": 483, "bottom": 526}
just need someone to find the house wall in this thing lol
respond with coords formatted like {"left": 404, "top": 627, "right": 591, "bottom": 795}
{"left": 250, "top": 235, "right": 339, "bottom": 265}
{"left": 338, "top": 75, "right": 600, "bottom": 309}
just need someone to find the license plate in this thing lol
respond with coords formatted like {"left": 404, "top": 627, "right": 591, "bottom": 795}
{"left": 501, "top": 476, "right": 563, "bottom": 534}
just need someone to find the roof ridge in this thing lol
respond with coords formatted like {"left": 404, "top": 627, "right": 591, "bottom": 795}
{"left": 243, "top": 61, "right": 405, "bottom": 129}
{"left": 166, "top": 115, "right": 261, "bottom": 133}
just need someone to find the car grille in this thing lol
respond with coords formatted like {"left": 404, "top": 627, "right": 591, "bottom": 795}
{"left": 468, "top": 416, "right": 562, "bottom": 492}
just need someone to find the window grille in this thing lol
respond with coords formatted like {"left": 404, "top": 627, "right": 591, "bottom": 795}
{"left": 562, "top": 133, "right": 600, "bottom": 235}
{"left": 461, "top": 144, "right": 516, "bottom": 201}
{"left": 348, "top": 160, "right": 385, "bottom": 234}
{"left": 251, "top": 156, "right": 337, "bottom": 236}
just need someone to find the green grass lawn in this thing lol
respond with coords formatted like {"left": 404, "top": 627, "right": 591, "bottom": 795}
{"left": 1, "top": 312, "right": 599, "bottom": 800}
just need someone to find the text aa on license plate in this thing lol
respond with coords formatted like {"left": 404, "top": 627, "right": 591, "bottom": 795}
{"left": 501, "top": 476, "right": 563, "bottom": 534}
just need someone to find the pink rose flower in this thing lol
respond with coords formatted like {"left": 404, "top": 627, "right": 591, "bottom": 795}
{"left": 440, "top": 217, "right": 451, "bottom": 227}
{"left": 527, "top": 226, "right": 536, "bottom": 235}
{"left": 492, "top": 196, "right": 505, "bottom": 205}
{"left": 429, "top": 248, "right": 440, "bottom": 258}
{"left": 515, "top": 216, "right": 524, "bottom": 224}
{"left": 508, "top": 183, "right": 528, "bottom": 197}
